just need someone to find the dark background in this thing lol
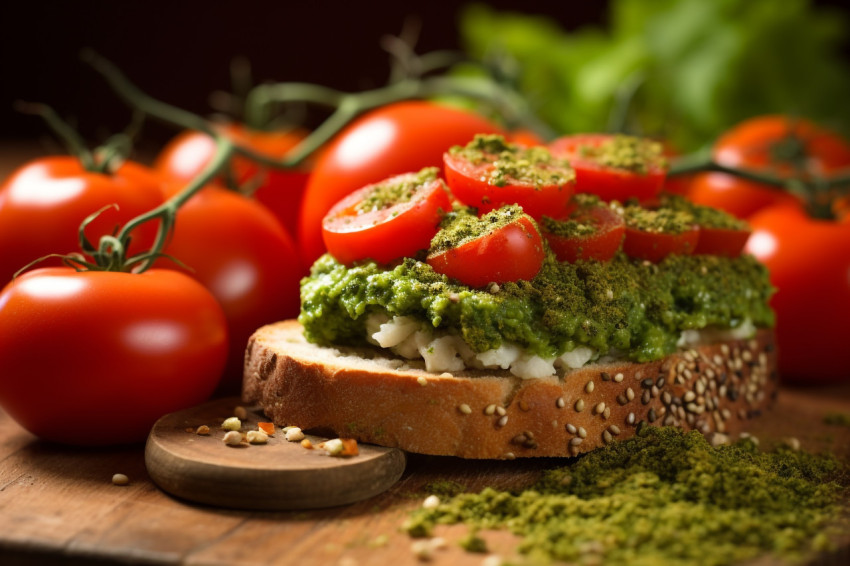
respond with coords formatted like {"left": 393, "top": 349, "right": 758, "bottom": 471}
{"left": 2, "top": 0, "right": 848, "bottom": 158}
{"left": 0, "top": 1, "right": 607, "bottom": 155}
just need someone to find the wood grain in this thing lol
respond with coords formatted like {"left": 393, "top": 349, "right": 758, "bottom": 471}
{"left": 145, "top": 398, "right": 406, "bottom": 510}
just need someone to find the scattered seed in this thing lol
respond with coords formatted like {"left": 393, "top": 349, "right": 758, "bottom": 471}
{"left": 417, "top": 376, "right": 428, "bottom": 387}
{"left": 423, "top": 495, "right": 441, "bottom": 509}
{"left": 570, "top": 437, "right": 584, "bottom": 446}
{"left": 614, "top": 372, "right": 624, "bottom": 383}
{"left": 458, "top": 403, "right": 472, "bottom": 415}
{"left": 556, "top": 396, "right": 566, "bottom": 408}
{"left": 497, "top": 415, "right": 508, "bottom": 428}
{"left": 112, "top": 473, "right": 129, "bottom": 486}
{"left": 578, "top": 426, "right": 587, "bottom": 439}
{"left": 566, "top": 423, "right": 577, "bottom": 434}
{"left": 575, "top": 399, "right": 585, "bottom": 412}
{"left": 594, "top": 402, "right": 606, "bottom": 415}
{"left": 484, "top": 404, "right": 497, "bottom": 415}
{"left": 195, "top": 425, "right": 210, "bottom": 436}
{"left": 223, "top": 431, "right": 243, "bottom": 445}
{"left": 301, "top": 438, "right": 313, "bottom": 449}
{"left": 496, "top": 406, "right": 507, "bottom": 417}
{"left": 585, "top": 381, "right": 595, "bottom": 394}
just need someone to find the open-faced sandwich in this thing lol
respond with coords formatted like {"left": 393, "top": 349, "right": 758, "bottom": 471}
{"left": 242, "top": 134, "right": 777, "bottom": 459}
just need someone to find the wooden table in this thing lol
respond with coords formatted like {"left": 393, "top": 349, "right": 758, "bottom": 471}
{"left": 1, "top": 382, "right": 849, "bottom": 566}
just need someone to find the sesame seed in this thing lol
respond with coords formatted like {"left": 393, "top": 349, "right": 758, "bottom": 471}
{"left": 497, "top": 415, "right": 508, "bottom": 428}
{"left": 656, "top": 377, "right": 666, "bottom": 388}
{"left": 641, "top": 390, "right": 651, "bottom": 405}
{"left": 662, "top": 392, "right": 672, "bottom": 405}
{"left": 458, "top": 404, "right": 472, "bottom": 415}
{"left": 641, "top": 378, "right": 654, "bottom": 389}
{"left": 570, "top": 437, "right": 584, "bottom": 446}
{"left": 556, "top": 396, "right": 566, "bottom": 408}
{"left": 602, "top": 430, "right": 613, "bottom": 444}
{"left": 575, "top": 399, "right": 585, "bottom": 412}
{"left": 648, "top": 408, "right": 657, "bottom": 422}
{"left": 578, "top": 426, "right": 587, "bottom": 438}
{"left": 601, "top": 371, "right": 611, "bottom": 381}
{"left": 496, "top": 406, "right": 507, "bottom": 417}
{"left": 484, "top": 404, "right": 497, "bottom": 415}
{"left": 585, "top": 381, "right": 595, "bottom": 393}
{"left": 626, "top": 387, "right": 635, "bottom": 401}
{"left": 504, "top": 452, "right": 516, "bottom": 460}
{"left": 423, "top": 495, "right": 441, "bottom": 509}
{"left": 609, "top": 425, "right": 621, "bottom": 435}
{"left": 684, "top": 391, "right": 696, "bottom": 402}
{"left": 614, "top": 372, "right": 624, "bottom": 383}
{"left": 112, "top": 473, "right": 129, "bottom": 486}
{"left": 696, "top": 380, "right": 707, "bottom": 395}
{"left": 651, "top": 385, "right": 660, "bottom": 398}
{"left": 417, "top": 376, "right": 428, "bottom": 387}
{"left": 627, "top": 412, "right": 636, "bottom": 425}
{"left": 566, "top": 423, "right": 577, "bottom": 434}
{"left": 595, "top": 402, "right": 606, "bottom": 414}
{"left": 603, "top": 407, "right": 611, "bottom": 419}
{"left": 617, "top": 394, "right": 628, "bottom": 406}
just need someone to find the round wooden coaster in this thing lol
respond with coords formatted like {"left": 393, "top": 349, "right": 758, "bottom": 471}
{"left": 145, "top": 397, "right": 406, "bottom": 510}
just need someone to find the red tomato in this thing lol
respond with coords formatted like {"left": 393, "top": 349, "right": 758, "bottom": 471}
{"left": 154, "top": 125, "right": 312, "bottom": 239}
{"left": 0, "top": 268, "right": 228, "bottom": 445}
{"left": 297, "top": 101, "right": 504, "bottom": 266}
{"left": 443, "top": 137, "right": 575, "bottom": 219}
{"left": 541, "top": 200, "right": 625, "bottom": 263}
{"left": 623, "top": 226, "right": 699, "bottom": 263}
{"left": 548, "top": 134, "right": 667, "bottom": 203}
{"left": 427, "top": 211, "right": 544, "bottom": 287}
{"left": 0, "top": 157, "right": 165, "bottom": 286}
{"left": 694, "top": 226, "right": 750, "bottom": 257}
{"left": 322, "top": 170, "right": 452, "bottom": 266}
{"left": 745, "top": 205, "right": 850, "bottom": 384}
{"left": 688, "top": 115, "right": 850, "bottom": 219}
{"left": 156, "top": 184, "right": 303, "bottom": 394}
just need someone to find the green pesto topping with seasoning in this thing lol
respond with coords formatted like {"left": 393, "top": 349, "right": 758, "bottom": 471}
{"left": 354, "top": 167, "right": 439, "bottom": 213}
{"left": 580, "top": 134, "right": 667, "bottom": 174}
{"left": 449, "top": 134, "right": 574, "bottom": 188}
{"left": 299, "top": 247, "right": 774, "bottom": 362}
{"left": 541, "top": 195, "right": 609, "bottom": 238}
{"left": 662, "top": 193, "right": 750, "bottom": 230}
{"left": 622, "top": 202, "right": 695, "bottom": 234}
{"left": 429, "top": 204, "right": 530, "bottom": 254}
{"left": 403, "top": 427, "right": 850, "bottom": 566}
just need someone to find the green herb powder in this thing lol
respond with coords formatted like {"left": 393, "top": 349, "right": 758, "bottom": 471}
{"left": 405, "top": 427, "right": 849, "bottom": 566}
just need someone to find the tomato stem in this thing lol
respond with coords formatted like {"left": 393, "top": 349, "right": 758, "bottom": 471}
{"left": 14, "top": 101, "right": 97, "bottom": 171}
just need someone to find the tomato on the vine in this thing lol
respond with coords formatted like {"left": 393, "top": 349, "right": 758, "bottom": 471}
{"left": 443, "top": 134, "right": 575, "bottom": 219}
{"left": 156, "top": 183, "right": 303, "bottom": 394}
{"left": 548, "top": 134, "right": 667, "bottom": 203}
{"left": 427, "top": 206, "right": 544, "bottom": 288}
{"left": 688, "top": 115, "right": 850, "bottom": 219}
{"left": 540, "top": 196, "right": 625, "bottom": 263}
{"left": 745, "top": 204, "right": 850, "bottom": 384}
{"left": 0, "top": 268, "right": 228, "bottom": 445}
{"left": 322, "top": 168, "right": 452, "bottom": 266}
{"left": 0, "top": 157, "right": 165, "bottom": 286}
{"left": 154, "top": 125, "right": 312, "bottom": 238}
{"left": 297, "top": 101, "right": 504, "bottom": 266}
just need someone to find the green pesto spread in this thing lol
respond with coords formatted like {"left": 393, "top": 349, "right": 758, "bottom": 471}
{"left": 662, "top": 194, "right": 750, "bottom": 230}
{"left": 298, "top": 248, "right": 774, "bottom": 362}
{"left": 403, "top": 427, "right": 850, "bottom": 566}
{"left": 622, "top": 202, "right": 695, "bottom": 234}
{"left": 354, "top": 167, "right": 439, "bottom": 213}
{"left": 541, "top": 194, "right": 608, "bottom": 238}
{"left": 579, "top": 134, "right": 666, "bottom": 174}
{"left": 430, "top": 205, "right": 531, "bottom": 254}
{"left": 448, "top": 134, "right": 575, "bottom": 188}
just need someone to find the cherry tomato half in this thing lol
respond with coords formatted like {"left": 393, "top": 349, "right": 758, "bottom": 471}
{"left": 156, "top": 184, "right": 303, "bottom": 394}
{"left": 688, "top": 115, "right": 850, "bottom": 219}
{"left": 0, "top": 157, "right": 165, "bottom": 286}
{"left": 427, "top": 207, "right": 545, "bottom": 288}
{"left": 623, "top": 226, "right": 699, "bottom": 263}
{"left": 541, "top": 197, "right": 625, "bottom": 263}
{"left": 694, "top": 227, "right": 750, "bottom": 257}
{"left": 322, "top": 169, "right": 452, "bottom": 266}
{"left": 548, "top": 134, "right": 667, "bottom": 203}
{"left": 443, "top": 135, "right": 575, "bottom": 219}
{"left": 298, "top": 101, "right": 504, "bottom": 266}
{"left": 0, "top": 268, "right": 228, "bottom": 445}
{"left": 155, "top": 124, "right": 312, "bottom": 239}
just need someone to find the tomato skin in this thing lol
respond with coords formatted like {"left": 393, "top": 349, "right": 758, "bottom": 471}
{"left": 0, "top": 157, "right": 165, "bottom": 286}
{"left": 443, "top": 149, "right": 575, "bottom": 220}
{"left": 694, "top": 226, "right": 750, "bottom": 257}
{"left": 154, "top": 125, "right": 311, "bottom": 239}
{"left": 548, "top": 134, "right": 667, "bottom": 203}
{"left": 322, "top": 174, "right": 452, "bottom": 266}
{"left": 297, "top": 101, "right": 504, "bottom": 266}
{"left": 745, "top": 205, "right": 850, "bottom": 384}
{"left": 0, "top": 268, "right": 228, "bottom": 445}
{"left": 156, "top": 184, "right": 303, "bottom": 394}
{"left": 622, "top": 226, "right": 699, "bottom": 263}
{"left": 688, "top": 115, "right": 850, "bottom": 219}
{"left": 427, "top": 215, "right": 544, "bottom": 288}
{"left": 541, "top": 203, "right": 625, "bottom": 263}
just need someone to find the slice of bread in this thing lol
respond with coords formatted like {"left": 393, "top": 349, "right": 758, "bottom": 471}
{"left": 242, "top": 320, "right": 777, "bottom": 459}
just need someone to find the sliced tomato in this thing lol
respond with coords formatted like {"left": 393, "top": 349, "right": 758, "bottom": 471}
{"left": 694, "top": 226, "right": 750, "bottom": 257}
{"left": 443, "top": 135, "right": 575, "bottom": 219}
{"left": 541, "top": 198, "right": 625, "bottom": 263}
{"left": 322, "top": 169, "right": 452, "bottom": 266}
{"left": 427, "top": 207, "right": 545, "bottom": 288}
{"left": 548, "top": 134, "right": 667, "bottom": 203}
{"left": 623, "top": 226, "right": 699, "bottom": 263}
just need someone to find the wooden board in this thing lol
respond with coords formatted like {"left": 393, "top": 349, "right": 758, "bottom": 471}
{"left": 145, "top": 397, "right": 406, "bottom": 510}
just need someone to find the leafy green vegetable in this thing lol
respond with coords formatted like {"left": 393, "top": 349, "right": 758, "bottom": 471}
{"left": 458, "top": 0, "right": 850, "bottom": 151}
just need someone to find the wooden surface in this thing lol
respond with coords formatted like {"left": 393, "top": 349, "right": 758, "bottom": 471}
{"left": 145, "top": 399, "right": 406, "bottom": 510}
{"left": 0, "top": 383, "right": 849, "bottom": 566}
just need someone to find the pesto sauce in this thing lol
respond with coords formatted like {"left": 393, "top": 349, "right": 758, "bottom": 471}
{"left": 430, "top": 205, "right": 529, "bottom": 254}
{"left": 354, "top": 167, "right": 439, "bottom": 213}
{"left": 579, "top": 134, "right": 666, "bottom": 174}
{"left": 662, "top": 193, "right": 750, "bottom": 231}
{"left": 298, "top": 249, "right": 774, "bottom": 362}
{"left": 403, "top": 427, "right": 850, "bottom": 565}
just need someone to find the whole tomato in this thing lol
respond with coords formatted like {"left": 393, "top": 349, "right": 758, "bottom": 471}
{"left": 0, "top": 268, "right": 228, "bottom": 445}
{"left": 154, "top": 124, "right": 312, "bottom": 240}
{"left": 156, "top": 183, "right": 304, "bottom": 394}
{"left": 0, "top": 157, "right": 165, "bottom": 286}
{"left": 297, "top": 101, "right": 504, "bottom": 266}
{"left": 688, "top": 116, "right": 850, "bottom": 218}
{"left": 745, "top": 204, "right": 850, "bottom": 384}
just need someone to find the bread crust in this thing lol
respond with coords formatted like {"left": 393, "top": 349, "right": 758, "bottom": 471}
{"left": 242, "top": 320, "right": 778, "bottom": 459}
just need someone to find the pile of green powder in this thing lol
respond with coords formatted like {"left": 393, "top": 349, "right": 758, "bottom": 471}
{"left": 405, "top": 427, "right": 849, "bottom": 565}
